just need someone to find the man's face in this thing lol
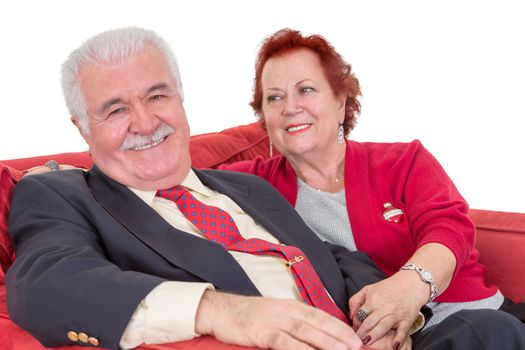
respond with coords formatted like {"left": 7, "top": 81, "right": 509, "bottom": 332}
{"left": 77, "top": 46, "right": 191, "bottom": 190}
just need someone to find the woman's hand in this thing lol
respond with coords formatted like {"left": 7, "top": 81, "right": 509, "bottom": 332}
{"left": 25, "top": 163, "right": 82, "bottom": 176}
{"left": 370, "top": 329, "right": 412, "bottom": 350}
{"left": 348, "top": 271, "right": 429, "bottom": 349}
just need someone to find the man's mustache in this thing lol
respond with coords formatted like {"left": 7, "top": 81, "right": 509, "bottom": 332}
{"left": 120, "top": 123, "right": 175, "bottom": 151}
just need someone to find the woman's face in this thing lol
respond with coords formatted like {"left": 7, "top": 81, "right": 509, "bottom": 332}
{"left": 261, "top": 48, "right": 345, "bottom": 158}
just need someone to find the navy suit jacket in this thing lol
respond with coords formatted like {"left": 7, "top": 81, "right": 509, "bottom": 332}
{"left": 7, "top": 166, "right": 385, "bottom": 349}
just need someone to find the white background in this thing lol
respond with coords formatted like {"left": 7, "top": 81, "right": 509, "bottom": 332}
{"left": 1, "top": 0, "right": 524, "bottom": 213}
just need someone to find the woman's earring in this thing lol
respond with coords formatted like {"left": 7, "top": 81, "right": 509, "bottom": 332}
{"left": 337, "top": 124, "right": 345, "bottom": 144}
{"left": 269, "top": 140, "right": 273, "bottom": 158}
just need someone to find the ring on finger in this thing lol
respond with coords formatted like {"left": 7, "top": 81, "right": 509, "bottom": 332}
{"left": 44, "top": 160, "right": 60, "bottom": 171}
{"left": 356, "top": 308, "right": 369, "bottom": 323}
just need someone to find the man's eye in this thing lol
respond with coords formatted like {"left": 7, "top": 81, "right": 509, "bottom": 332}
{"left": 109, "top": 107, "right": 125, "bottom": 117}
{"left": 149, "top": 95, "right": 165, "bottom": 102}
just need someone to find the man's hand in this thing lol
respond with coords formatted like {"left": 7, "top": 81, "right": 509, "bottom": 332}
{"left": 195, "top": 290, "right": 362, "bottom": 350}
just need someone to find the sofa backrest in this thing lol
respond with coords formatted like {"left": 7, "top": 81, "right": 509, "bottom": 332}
{"left": 1, "top": 122, "right": 274, "bottom": 172}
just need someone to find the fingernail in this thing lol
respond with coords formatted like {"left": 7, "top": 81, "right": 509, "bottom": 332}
{"left": 393, "top": 341, "right": 400, "bottom": 350}
{"left": 362, "top": 335, "right": 371, "bottom": 345}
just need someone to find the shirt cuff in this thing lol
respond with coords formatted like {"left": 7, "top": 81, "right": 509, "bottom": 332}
{"left": 120, "top": 281, "right": 214, "bottom": 349}
{"left": 409, "top": 312, "right": 426, "bottom": 335}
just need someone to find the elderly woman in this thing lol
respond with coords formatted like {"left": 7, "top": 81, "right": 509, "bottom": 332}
{"left": 220, "top": 28, "right": 513, "bottom": 348}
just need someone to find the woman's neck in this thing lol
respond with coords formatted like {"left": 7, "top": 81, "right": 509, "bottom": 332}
{"left": 287, "top": 142, "right": 346, "bottom": 193}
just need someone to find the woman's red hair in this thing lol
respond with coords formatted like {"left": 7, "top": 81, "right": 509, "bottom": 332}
{"left": 251, "top": 29, "right": 361, "bottom": 135}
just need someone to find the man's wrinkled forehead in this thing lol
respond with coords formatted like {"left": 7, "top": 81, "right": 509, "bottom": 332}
{"left": 79, "top": 47, "right": 179, "bottom": 115}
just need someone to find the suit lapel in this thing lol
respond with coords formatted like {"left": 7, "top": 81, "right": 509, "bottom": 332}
{"left": 87, "top": 166, "right": 260, "bottom": 296}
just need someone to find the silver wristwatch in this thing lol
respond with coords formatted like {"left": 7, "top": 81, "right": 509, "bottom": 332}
{"left": 400, "top": 263, "right": 438, "bottom": 302}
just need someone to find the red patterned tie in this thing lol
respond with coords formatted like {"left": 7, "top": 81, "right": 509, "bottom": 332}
{"left": 157, "top": 185, "right": 348, "bottom": 323}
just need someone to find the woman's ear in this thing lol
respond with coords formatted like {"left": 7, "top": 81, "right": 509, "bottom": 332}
{"left": 338, "top": 95, "right": 347, "bottom": 124}
{"left": 258, "top": 114, "right": 267, "bottom": 131}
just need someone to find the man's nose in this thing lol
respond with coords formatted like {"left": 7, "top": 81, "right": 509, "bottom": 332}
{"left": 129, "top": 103, "right": 158, "bottom": 134}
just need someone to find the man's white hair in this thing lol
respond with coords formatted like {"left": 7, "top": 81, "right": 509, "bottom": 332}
{"left": 61, "top": 27, "right": 184, "bottom": 134}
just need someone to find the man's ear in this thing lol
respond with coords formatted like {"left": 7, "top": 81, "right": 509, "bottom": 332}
{"left": 71, "top": 117, "right": 89, "bottom": 143}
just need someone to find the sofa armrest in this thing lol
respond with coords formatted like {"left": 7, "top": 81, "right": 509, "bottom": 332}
{"left": 469, "top": 209, "right": 525, "bottom": 303}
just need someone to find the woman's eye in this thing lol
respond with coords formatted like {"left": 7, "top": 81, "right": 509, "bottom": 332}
{"left": 301, "top": 87, "right": 314, "bottom": 94}
{"left": 267, "top": 95, "right": 283, "bottom": 103}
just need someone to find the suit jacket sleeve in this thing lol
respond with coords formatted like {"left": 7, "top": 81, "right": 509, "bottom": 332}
{"left": 324, "top": 241, "right": 387, "bottom": 296}
{"left": 6, "top": 173, "right": 165, "bottom": 350}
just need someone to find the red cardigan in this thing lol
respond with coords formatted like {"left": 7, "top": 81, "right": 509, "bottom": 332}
{"left": 221, "top": 140, "right": 497, "bottom": 302}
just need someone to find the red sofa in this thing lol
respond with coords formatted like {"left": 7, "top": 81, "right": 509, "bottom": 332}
{"left": 1, "top": 122, "right": 524, "bottom": 349}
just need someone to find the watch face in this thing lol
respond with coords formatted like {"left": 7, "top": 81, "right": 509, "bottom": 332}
{"left": 421, "top": 271, "right": 433, "bottom": 282}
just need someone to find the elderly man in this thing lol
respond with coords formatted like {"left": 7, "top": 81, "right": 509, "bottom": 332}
{"left": 6, "top": 27, "right": 525, "bottom": 350}
{"left": 5, "top": 26, "right": 373, "bottom": 350}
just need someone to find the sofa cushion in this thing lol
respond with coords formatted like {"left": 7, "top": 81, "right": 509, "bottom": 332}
{"left": 0, "top": 164, "right": 21, "bottom": 275}
{"left": 190, "top": 122, "right": 272, "bottom": 168}
{"left": 470, "top": 209, "right": 525, "bottom": 303}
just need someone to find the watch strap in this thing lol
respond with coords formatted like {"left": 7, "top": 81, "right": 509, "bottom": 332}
{"left": 401, "top": 263, "right": 438, "bottom": 302}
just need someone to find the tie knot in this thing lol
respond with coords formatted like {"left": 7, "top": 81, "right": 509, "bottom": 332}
{"left": 157, "top": 185, "right": 187, "bottom": 202}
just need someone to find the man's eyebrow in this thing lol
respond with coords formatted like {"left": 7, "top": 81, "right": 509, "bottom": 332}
{"left": 100, "top": 97, "right": 124, "bottom": 114}
{"left": 146, "top": 82, "right": 170, "bottom": 94}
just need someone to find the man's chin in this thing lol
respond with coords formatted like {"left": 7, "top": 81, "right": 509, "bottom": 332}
{"left": 93, "top": 150, "right": 191, "bottom": 189}
{"left": 132, "top": 160, "right": 191, "bottom": 190}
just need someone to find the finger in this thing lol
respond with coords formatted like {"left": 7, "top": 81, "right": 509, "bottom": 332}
{"left": 348, "top": 288, "right": 367, "bottom": 319}
{"left": 392, "top": 320, "right": 411, "bottom": 349}
{"left": 263, "top": 329, "right": 317, "bottom": 350}
{"left": 396, "top": 333, "right": 412, "bottom": 350}
{"left": 360, "top": 314, "right": 398, "bottom": 345}
{"left": 24, "top": 166, "right": 49, "bottom": 176}
{"left": 351, "top": 302, "right": 374, "bottom": 331}
{"left": 308, "top": 309, "right": 363, "bottom": 349}
{"left": 354, "top": 308, "right": 382, "bottom": 337}
{"left": 281, "top": 317, "right": 358, "bottom": 350}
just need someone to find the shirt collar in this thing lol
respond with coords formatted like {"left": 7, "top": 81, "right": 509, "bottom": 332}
{"left": 129, "top": 169, "right": 213, "bottom": 206}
